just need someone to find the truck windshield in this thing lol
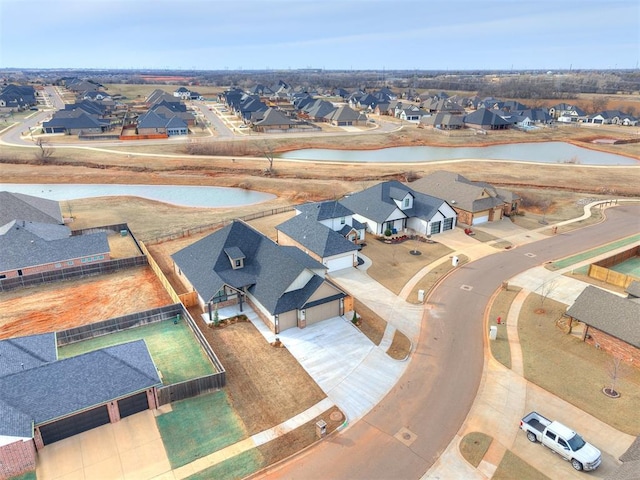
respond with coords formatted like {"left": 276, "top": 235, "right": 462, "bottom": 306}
{"left": 568, "top": 434, "right": 586, "bottom": 451}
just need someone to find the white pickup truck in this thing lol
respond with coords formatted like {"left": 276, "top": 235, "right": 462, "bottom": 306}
{"left": 520, "top": 412, "right": 602, "bottom": 472}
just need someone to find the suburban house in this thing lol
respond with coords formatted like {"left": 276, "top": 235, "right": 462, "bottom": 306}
{"left": 339, "top": 181, "right": 457, "bottom": 237}
{"left": 565, "top": 286, "right": 640, "bottom": 365}
{"left": 587, "top": 110, "right": 638, "bottom": 126}
{"left": 0, "top": 334, "right": 162, "bottom": 479}
{"left": 463, "top": 108, "right": 511, "bottom": 130}
{"left": 420, "top": 112, "right": 465, "bottom": 130}
{"left": 276, "top": 200, "right": 365, "bottom": 272}
{"left": 136, "top": 110, "right": 188, "bottom": 136}
{"left": 324, "top": 105, "right": 367, "bottom": 126}
{"left": 0, "top": 192, "right": 110, "bottom": 279}
{"left": 252, "top": 108, "right": 296, "bottom": 132}
{"left": 171, "top": 220, "right": 348, "bottom": 333}
{"left": 409, "top": 171, "right": 520, "bottom": 225}
{"left": 0, "top": 84, "right": 37, "bottom": 111}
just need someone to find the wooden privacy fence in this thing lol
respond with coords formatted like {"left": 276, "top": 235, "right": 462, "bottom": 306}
{"left": 0, "top": 256, "right": 147, "bottom": 292}
{"left": 157, "top": 374, "right": 225, "bottom": 405}
{"left": 138, "top": 239, "right": 183, "bottom": 305}
{"left": 588, "top": 245, "right": 640, "bottom": 289}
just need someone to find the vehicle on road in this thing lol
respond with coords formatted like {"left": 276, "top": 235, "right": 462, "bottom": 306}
{"left": 520, "top": 411, "right": 602, "bottom": 471}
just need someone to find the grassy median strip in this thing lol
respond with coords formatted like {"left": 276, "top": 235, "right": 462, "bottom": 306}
{"left": 492, "top": 450, "right": 550, "bottom": 480}
{"left": 488, "top": 287, "right": 522, "bottom": 369}
{"left": 459, "top": 432, "right": 493, "bottom": 467}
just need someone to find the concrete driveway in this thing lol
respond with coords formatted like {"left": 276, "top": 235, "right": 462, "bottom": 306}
{"left": 36, "top": 409, "right": 171, "bottom": 480}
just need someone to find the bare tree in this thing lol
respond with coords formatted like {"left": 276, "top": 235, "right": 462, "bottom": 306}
{"left": 537, "top": 279, "right": 558, "bottom": 312}
{"left": 604, "top": 355, "right": 625, "bottom": 397}
{"left": 34, "top": 138, "right": 53, "bottom": 163}
{"left": 261, "top": 141, "right": 275, "bottom": 175}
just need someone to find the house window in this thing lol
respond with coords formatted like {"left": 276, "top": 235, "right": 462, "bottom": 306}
{"left": 235, "top": 259, "right": 241, "bottom": 267}
{"left": 340, "top": 217, "right": 345, "bottom": 225}
{"left": 67, "top": 261, "right": 74, "bottom": 266}
{"left": 404, "top": 198, "right": 410, "bottom": 208}
{"left": 55, "top": 263, "right": 62, "bottom": 268}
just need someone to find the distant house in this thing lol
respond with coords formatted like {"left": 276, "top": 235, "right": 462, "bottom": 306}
{"left": 172, "top": 221, "right": 348, "bottom": 333}
{"left": 0, "top": 334, "right": 161, "bottom": 479}
{"left": 252, "top": 108, "right": 295, "bottom": 132}
{"left": 420, "top": 112, "right": 464, "bottom": 130}
{"left": 463, "top": 108, "right": 510, "bottom": 130}
{"left": 42, "top": 110, "right": 108, "bottom": 135}
{"left": 340, "top": 180, "right": 457, "bottom": 237}
{"left": 565, "top": 286, "right": 640, "bottom": 364}
{"left": 550, "top": 103, "right": 587, "bottom": 123}
{"left": 0, "top": 192, "right": 110, "bottom": 279}
{"left": 137, "top": 111, "right": 188, "bottom": 136}
{"left": 325, "top": 105, "right": 367, "bottom": 126}
{"left": 409, "top": 171, "right": 520, "bottom": 225}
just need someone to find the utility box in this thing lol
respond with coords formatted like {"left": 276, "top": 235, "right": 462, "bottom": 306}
{"left": 489, "top": 325, "right": 498, "bottom": 340}
{"left": 316, "top": 420, "right": 327, "bottom": 438}
{"left": 452, "top": 256, "right": 459, "bottom": 267}
{"left": 418, "top": 289, "right": 425, "bottom": 303}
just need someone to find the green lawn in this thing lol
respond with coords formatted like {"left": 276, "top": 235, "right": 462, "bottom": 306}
{"left": 58, "top": 319, "right": 215, "bottom": 384}
{"left": 186, "top": 450, "right": 263, "bottom": 480}
{"left": 548, "top": 234, "right": 640, "bottom": 270}
{"left": 519, "top": 294, "right": 640, "bottom": 434}
{"left": 156, "top": 391, "right": 249, "bottom": 469}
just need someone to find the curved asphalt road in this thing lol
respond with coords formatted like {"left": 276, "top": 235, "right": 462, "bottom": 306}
{"left": 258, "top": 204, "right": 640, "bottom": 480}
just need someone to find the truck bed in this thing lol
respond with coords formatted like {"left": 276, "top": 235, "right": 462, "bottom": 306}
{"left": 527, "top": 418, "right": 547, "bottom": 433}
{"left": 521, "top": 411, "right": 551, "bottom": 433}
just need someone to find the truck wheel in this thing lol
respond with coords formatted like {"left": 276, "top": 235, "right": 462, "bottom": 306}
{"left": 571, "top": 459, "right": 583, "bottom": 471}
{"left": 526, "top": 431, "right": 537, "bottom": 443}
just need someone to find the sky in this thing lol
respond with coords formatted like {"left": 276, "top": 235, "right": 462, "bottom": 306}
{"left": 1, "top": 0, "right": 638, "bottom": 71}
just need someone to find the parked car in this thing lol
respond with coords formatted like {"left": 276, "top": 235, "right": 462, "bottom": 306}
{"left": 520, "top": 411, "right": 602, "bottom": 471}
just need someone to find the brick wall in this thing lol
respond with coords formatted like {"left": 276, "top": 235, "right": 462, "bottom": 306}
{"left": 584, "top": 326, "right": 640, "bottom": 365}
{"left": 1, "top": 254, "right": 111, "bottom": 279}
{"left": 0, "top": 439, "right": 36, "bottom": 480}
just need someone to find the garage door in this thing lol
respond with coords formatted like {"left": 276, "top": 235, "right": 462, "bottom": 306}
{"left": 326, "top": 255, "right": 354, "bottom": 272}
{"left": 118, "top": 392, "right": 149, "bottom": 419}
{"left": 278, "top": 310, "right": 297, "bottom": 331}
{"left": 305, "top": 300, "right": 340, "bottom": 326}
{"left": 473, "top": 215, "right": 489, "bottom": 225}
{"left": 39, "top": 405, "right": 110, "bottom": 445}
{"left": 429, "top": 221, "right": 441, "bottom": 235}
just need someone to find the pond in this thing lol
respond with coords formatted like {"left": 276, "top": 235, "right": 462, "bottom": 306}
{"left": 280, "top": 141, "right": 638, "bottom": 166}
{"left": 0, "top": 183, "right": 275, "bottom": 208}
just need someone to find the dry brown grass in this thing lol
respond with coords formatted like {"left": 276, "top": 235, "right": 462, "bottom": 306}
{"left": 387, "top": 329, "right": 412, "bottom": 360}
{"left": 193, "top": 317, "right": 327, "bottom": 435}
{"left": 362, "top": 237, "right": 454, "bottom": 295}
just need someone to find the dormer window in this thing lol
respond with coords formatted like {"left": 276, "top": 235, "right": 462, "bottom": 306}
{"left": 340, "top": 216, "right": 346, "bottom": 225}
{"left": 404, "top": 198, "right": 410, "bottom": 208}
{"left": 224, "top": 246, "right": 246, "bottom": 270}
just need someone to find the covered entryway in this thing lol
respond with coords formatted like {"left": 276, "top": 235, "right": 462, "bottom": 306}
{"left": 118, "top": 392, "right": 149, "bottom": 419}
{"left": 39, "top": 405, "right": 110, "bottom": 445}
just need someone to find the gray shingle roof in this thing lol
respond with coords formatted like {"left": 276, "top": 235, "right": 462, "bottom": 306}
{"left": 340, "top": 180, "right": 446, "bottom": 224}
{"left": 172, "top": 221, "right": 331, "bottom": 315}
{"left": 566, "top": 286, "right": 640, "bottom": 348}
{"left": 0, "top": 340, "right": 161, "bottom": 438}
{"left": 276, "top": 214, "right": 358, "bottom": 258}
{"left": 0, "top": 221, "right": 109, "bottom": 272}
{"left": 0, "top": 191, "right": 63, "bottom": 227}
{"left": 626, "top": 280, "right": 640, "bottom": 299}
{"left": 410, "top": 171, "right": 507, "bottom": 213}
{"left": 295, "top": 201, "right": 353, "bottom": 222}
{"left": 464, "top": 108, "right": 511, "bottom": 127}
{"left": 0, "top": 333, "right": 57, "bottom": 377}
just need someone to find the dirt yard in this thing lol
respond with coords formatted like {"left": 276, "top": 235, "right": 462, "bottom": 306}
{"left": 0, "top": 267, "right": 173, "bottom": 339}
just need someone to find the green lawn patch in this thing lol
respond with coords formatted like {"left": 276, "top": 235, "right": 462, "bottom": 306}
{"left": 488, "top": 287, "right": 522, "bottom": 369}
{"left": 492, "top": 450, "right": 550, "bottom": 480}
{"left": 9, "top": 471, "right": 36, "bottom": 480}
{"left": 548, "top": 234, "right": 640, "bottom": 270}
{"left": 186, "top": 449, "right": 263, "bottom": 480}
{"left": 58, "top": 319, "right": 215, "bottom": 384}
{"left": 157, "top": 391, "right": 248, "bottom": 468}
{"left": 519, "top": 294, "right": 640, "bottom": 434}
{"left": 459, "top": 432, "right": 493, "bottom": 467}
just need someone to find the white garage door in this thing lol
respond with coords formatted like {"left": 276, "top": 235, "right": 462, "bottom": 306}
{"left": 326, "top": 255, "right": 354, "bottom": 272}
{"left": 473, "top": 215, "right": 489, "bottom": 225}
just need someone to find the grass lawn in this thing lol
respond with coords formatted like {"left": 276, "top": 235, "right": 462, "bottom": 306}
{"left": 58, "top": 319, "right": 215, "bottom": 384}
{"left": 363, "top": 237, "right": 453, "bottom": 295}
{"left": 459, "top": 432, "right": 493, "bottom": 467}
{"left": 488, "top": 287, "right": 522, "bottom": 369}
{"left": 156, "top": 391, "right": 248, "bottom": 468}
{"left": 519, "top": 294, "right": 640, "bottom": 434}
{"left": 186, "top": 450, "right": 263, "bottom": 480}
{"left": 492, "top": 450, "right": 550, "bottom": 480}
{"left": 7, "top": 472, "right": 36, "bottom": 480}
